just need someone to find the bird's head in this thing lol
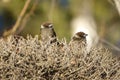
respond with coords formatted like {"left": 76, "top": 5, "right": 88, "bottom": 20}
{"left": 73, "top": 32, "right": 88, "bottom": 40}
{"left": 41, "top": 22, "right": 53, "bottom": 29}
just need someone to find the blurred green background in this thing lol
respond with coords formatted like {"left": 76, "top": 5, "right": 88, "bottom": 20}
{"left": 0, "top": 0, "right": 120, "bottom": 44}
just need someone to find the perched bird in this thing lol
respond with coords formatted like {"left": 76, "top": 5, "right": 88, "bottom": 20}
{"left": 69, "top": 32, "right": 88, "bottom": 52}
{"left": 71, "top": 0, "right": 99, "bottom": 51}
{"left": 40, "top": 22, "right": 57, "bottom": 44}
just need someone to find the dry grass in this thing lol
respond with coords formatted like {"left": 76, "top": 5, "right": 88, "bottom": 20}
{"left": 0, "top": 35, "right": 120, "bottom": 80}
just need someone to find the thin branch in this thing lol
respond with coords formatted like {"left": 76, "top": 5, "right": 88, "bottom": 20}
{"left": 3, "top": 0, "right": 31, "bottom": 37}
{"left": 108, "top": 0, "right": 116, "bottom": 6}
{"left": 113, "top": 0, "right": 120, "bottom": 15}
{"left": 48, "top": 0, "right": 56, "bottom": 22}
{"left": 17, "top": 0, "right": 38, "bottom": 34}
{"left": 100, "top": 38, "right": 120, "bottom": 52}
{"left": 65, "top": 67, "right": 89, "bottom": 80}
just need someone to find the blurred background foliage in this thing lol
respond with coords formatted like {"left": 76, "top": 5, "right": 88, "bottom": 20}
{"left": 0, "top": 0, "right": 120, "bottom": 44}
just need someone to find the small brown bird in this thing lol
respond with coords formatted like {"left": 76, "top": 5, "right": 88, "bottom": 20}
{"left": 40, "top": 22, "right": 57, "bottom": 44}
{"left": 69, "top": 32, "right": 88, "bottom": 51}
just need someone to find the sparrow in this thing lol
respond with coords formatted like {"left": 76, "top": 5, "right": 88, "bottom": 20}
{"left": 69, "top": 32, "right": 88, "bottom": 51}
{"left": 40, "top": 22, "right": 57, "bottom": 44}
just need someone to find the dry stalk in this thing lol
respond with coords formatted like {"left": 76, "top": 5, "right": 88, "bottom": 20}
{"left": 17, "top": 0, "right": 38, "bottom": 34}
{"left": 3, "top": 0, "right": 31, "bottom": 37}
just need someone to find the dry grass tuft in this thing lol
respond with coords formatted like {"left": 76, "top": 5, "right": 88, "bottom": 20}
{"left": 0, "top": 35, "right": 120, "bottom": 80}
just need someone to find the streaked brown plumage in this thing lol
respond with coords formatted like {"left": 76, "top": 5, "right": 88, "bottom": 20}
{"left": 40, "top": 22, "right": 57, "bottom": 44}
{"left": 69, "top": 32, "right": 88, "bottom": 51}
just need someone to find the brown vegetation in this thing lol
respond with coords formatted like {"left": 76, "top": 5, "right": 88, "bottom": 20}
{"left": 0, "top": 35, "right": 119, "bottom": 80}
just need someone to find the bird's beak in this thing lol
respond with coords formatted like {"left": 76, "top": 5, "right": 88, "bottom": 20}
{"left": 84, "top": 34, "right": 88, "bottom": 37}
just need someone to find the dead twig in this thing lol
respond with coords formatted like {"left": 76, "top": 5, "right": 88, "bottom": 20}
{"left": 113, "top": 0, "right": 120, "bottom": 15}
{"left": 100, "top": 38, "right": 120, "bottom": 52}
{"left": 17, "top": 0, "right": 38, "bottom": 34}
{"left": 48, "top": 0, "right": 56, "bottom": 22}
{"left": 3, "top": 0, "right": 31, "bottom": 37}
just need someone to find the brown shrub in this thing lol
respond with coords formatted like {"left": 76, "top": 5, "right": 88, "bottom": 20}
{"left": 0, "top": 35, "right": 119, "bottom": 80}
